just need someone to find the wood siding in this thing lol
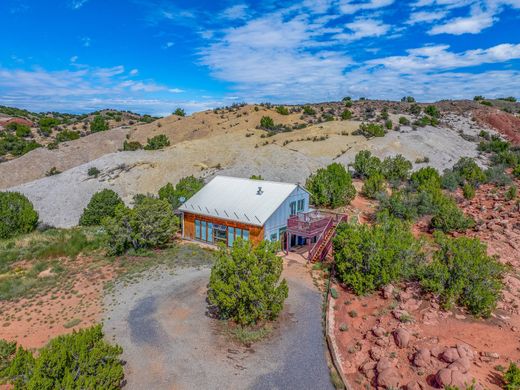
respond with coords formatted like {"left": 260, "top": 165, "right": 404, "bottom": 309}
{"left": 183, "top": 212, "right": 264, "bottom": 246}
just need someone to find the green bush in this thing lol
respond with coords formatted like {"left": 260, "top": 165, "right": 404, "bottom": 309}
{"left": 420, "top": 233, "right": 504, "bottom": 317}
{"left": 441, "top": 169, "right": 462, "bottom": 191}
{"left": 384, "top": 119, "right": 393, "bottom": 130}
{"left": 87, "top": 167, "right": 100, "bottom": 177}
{"left": 352, "top": 150, "right": 382, "bottom": 179}
{"left": 302, "top": 106, "right": 316, "bottom": 115}
{"left": 173, "top": 107, "right": 186, "bottom": 116}
{"left": 275, "top": 106, "right": 289, "bottom": 115}
{"left": 56, "top": 130, "right": 80, "bottom": 143}
{"left": 430, "top": 196, "right": 475, "bottom": 232}
{"left": 0, "top": 339, "right": 16, "bottom": 373}
{"left": 410, "top": 167, "right": 441, "bottom": 189}
{"left": 14, "top": 124, "right": 31, "bottom": 138}
{"left": 478, "top": 137, "right": 510, "bottom": 153}
{"left": 158, "top": 175, "right": 204, "bottom": 209}
{"left": 79, "top": 189, "right": 124, "bottom": 226}
{"left": 0, "top": 192, "right": 39, "bottom": 239}
{"left": 382, "top": 154, "right": 412, "bottom": 184}
{"left": 1, "top": 325, "right": 123, "bottom": 389}
{"left": 399, "top": 116, "right": 410, "bottom": 125}
{"left": 341, "top": 109, "right": 352, "bottom": 120}
{"left": 462, "top": 183, "right": 476, "bottom": 200}
{"left": 485, "top": 165, "right": 512, "bottom": 187}
{"left": 409, "top": 104, "right": 422, "bottom": 116}
{"left": 260, "top": 116, "right": 275, "bottom": 129}
{"left": 90, "top": 115, "right": 108, "bottom": 133}
{"left": 208, "top": 239, "right": 288, "bottom": 325}
{"left": 453, "top": 157, "right": 486, "bottom": 186}
{"left": 504, "top": 362, "right": 520, "bottom": 390}
{"left": 0, "top": 134, "right": 41, "bottom": 157}
{"left": 144, "top": 134, "right": 170, "bottom": 150}
{"left": 505, "top": 185, "right": 517, "bottom": 201}
{"left": 333, "top": 216, "right": 423, "bottom": 295}
{"left": 362, "top": 173, "right": 385, "bottom": 199}
{"left": 306, "top": 163, "right": 356, "bottom": 208}
{"left": 377, "top": 190, "right": 418, "bottom": 221}
{"left": 514, "top": 164, "right": 520, "bottom": 178}
{"left": 38, "top": 117, "right": 60, "bottom": 135}
{"left": 123, "top": 140, "right": 142, "bottom": 151}
{"left": 356, "top": 123, "right": 385, "bottom": 138}
{"left": 425, "top": 105, "right": 440, "bottom": 118}
{"left": 103, "top": 197, "right": 178, "bottom": 255}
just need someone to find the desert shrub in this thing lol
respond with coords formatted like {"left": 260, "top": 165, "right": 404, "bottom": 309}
{"left": 79, "top": 189, "right": 124, "bottom": 226}
{"left": 322, "top": 113, "right": 334, "bottom": 122}
{"left": 275, "top": 106, "right": 289, "bottom": 115}
{"left": 362, "top": 173, "right": 385, "bottom": 199}
{"left": 504, "top": 362, "right": 520, "bottom": 390}
{"left": 56, "top": 130, "right": 80, "bottom": 143}
{"left": 0, "top": 339, "right": 16, "bottom": 373}
{"left": 355, "top": 123, "right": 385, "bottom": 138}
{"left": 401, "top": 96, "right": 415, "bottom": 103}
{"left": 333, "top": 216, "right": 423, "bottom": 295}
{"left": 425, "top": 105, "right": 440, "bottom": 118}
{"left": 430, "top": 196, "right": 474, "bottom": 232}
{"left": 208, "top": 239, "right": 288, "bottom": 326}
{"left": 409, "top": 104, "right": 422, "bottom": 116}
{"left": 420, "top": 233, "right": 504, "bottom": 317}
{"left": 306, "top": 163, "right": 356, "bottom": 208}
{"left": 453, "top": 157, "right": 486, "bottom": 186}
{"left": 462, "top": 183, "right": 476, "bottom": 199}
{"left": 514, "top": 165, "right": 520, "bottom": 178}
{"left": 14, "top": 124, "right": 31, "bottom": 138}
{"left": 0, "top": 192, "right": 39, "bottom": 239}
{"left": 103, "top": 197, "right": 178, "bottom": 255}
{"left": 505, "top": 185, "right": 517, "bottom": 201}
{"left": 399, "top": 116, "right": 410, "bottom": 125}
{"left": 441, "top": 169, "right": 462, "bottom": 191}
{"left": 491, "top": 150, "right": 520, "bottom": 167}
{"left": 474, "top": 95, "right": 485, "bottom": 101}
{"left": 158, "top": 175, "right": 204, "bottom": 209}
{"left": 123, "top": 140, "right": 142, "bottom": 151}
{"left": 173, "top": 107, "right": 186, "bottom": 116}
{"left": 0, "top": 134, "right": 41, "bottom": 157}
{"left": 87, "top": 167, "right": 100, "bottom": 177}
{"left": 144, "top": 134, "right": 170, "bottom": 150}
{"left": 480, "top": 100, "right": 493, "bottom": 106}
{"left": 478, "top": 137, "right": 510, "bottom": 153}
{"left": 90, "top": 115, "right": 108, "bottom": 133}
{"left": 260, "top": 116, "right": 275, "bottom": 129}
{"left": 377, "top": 190, "right": 418, "bottom": 221}
{"left": 38, "top": 117, "right": 60, "bottom": 134}
{"left": 352, "top": 150, "right": 382, "bottom": 179}
{"left": 485, "top": 165, "right": 512, "bottom": 186}
{"left": 302, "top": 105, "right": 316, "bottom": 115}
{"left": 381, "top": 154, "right": 412, "bottom": 185}
{"left": 411, "top": 167, "right": 441, "bottom": 190}
{"left": 250, "top": 175, "right": 264, "bottom": 180}
{"left": 341, "top": 109, "right": 352, "bottom": 120}
{"left": 1, "top": 325, "right": 123, "bottom": 389}
{"left": 384, "top": 119, "right": 393, "bottom": 130}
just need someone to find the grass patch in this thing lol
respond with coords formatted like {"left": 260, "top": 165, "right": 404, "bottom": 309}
{"left": 223, "top": 321, "right": 273, "bottom": 346}
{"left": 63, "top": 318, "right": 82, "bottom": 329}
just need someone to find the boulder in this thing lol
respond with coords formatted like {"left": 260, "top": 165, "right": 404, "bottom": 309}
{"left": 383, "top": 284, "right": 394, "bottom": 299}
{"left": 377, "top": 368, "right": 401, "bottom": 389}
{"left": 372, "top": 326, "right": 386, "bottom": 338}
{"left": 370, "top": 346, "right": 384, "bottom": 361}
{"left": 405, "top": 380, "right": 423, "bottom": 390}
{"left": 413, "top": 348, "right": 431, "bottom": 367}
{"left": 360, "top": 360, "right": 377, "bottom": 380}
{"left": 449, "top": 357, "right": 471, "bottom": 373}
{"left": 456, "top": 343, "right": 475, "bottom": 360}
{"left": 435, "top": 368, "right": 472, "bottom": 388}
{"left": 376, "top": 358, "right": 394, "bottom": 373}
{"left": 393, "top": 328, "right": 411, "bottom": 348}
{"left": 441, "top": 347, "right": 460, "bottom": 363}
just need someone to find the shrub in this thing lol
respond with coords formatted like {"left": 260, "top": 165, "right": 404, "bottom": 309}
{"left": 14, "top": 124, "right": 31, "bottom": 138}
{"left": 504, "top": 362, "right": 520, "bottom": 390}
{"left": 409, "top": 104, "right": 422, "bottom": 116}
{"left": 333, "top": 216, "right": 423, "bottom": 295}
{"left": 505, "top": 185, "right": 517, "bottom": 201}
{"left": 260, "top": 116, "right": 275, "bottom": 129}
{"left": 123, "top": 140, "right": 142, "bottom": 151}
{"left": 90, "top": 115, "right": 108, "bottom": 133}
{"left": 87, "top": 167, "right": 100, "bottom": 177}
{"left": 341, "top": 109, "right": 352, "bottom": 120}
{"left": 384, "top": 119, "right": 393, "bottom": 130}
{"left": 250, "top": 175, "right": 264, "bottom": 180}
{"left": 420, "top": 233, "right": 504, "bottom": 317}
{"left": 302, "top": 106, "right": 316, "bottom": 115}
{"left": 462, "top": 183, "right": 476, "bottom": 200}
{"left": 441, "top": 169, "right": 461, "bottom": 191}
{"left": 0, "top": 134, "right": 41, "bottom": 157}
{"left": 401, "top": 96, "right": 415, "bottom": 103}
{"left": 56, "top": 130, "right": 80, "bottom": 143}
{"left": 173, "top": 107, "right": 186, "bottom": 116}
{"left": 430, "top": 196, "right": 475, "bottom": 232}
{"left": 103, "top": 197, "right": 178, "bottom": 255}
{"left": 38, "top": 117, "right": 60, "bottom": 134}
{"left": 377, "top": 190, "right": 418, "bottom": 221}
{"left": 453, "top": 157, "right": 486, "bottom": 186}
{"left": 208, "top": 239, "right": 288, "bottom": 326}
{"left": 1, "top": 325, "right": 123, "bottom": 389}
{"left": 46, "top": 167, "right": 61, "bottom": 176}
{"left": 381, "top": 154, "right": 412, "bottom": 184}
{"left": 158, "top": 175, "right": 204, "bottom": 209}
{"left": 425, "top": 105, "right": 440, "bottom": 118}
{"left": 275, "top": 106, "right": 289, "bottom": 115}
{"left": 411, "top": 167, "right": 441, "bottom": 190}
{"left": 485, "top": 165, "right": 512, "bottom": 186}
{"left": 473, "top": 95, "right": 485, "bottom": 101}
{"left": 478, "top": 137, "right": 510, "bottom": 153}
{"left": 306, "top": 163, "right": 356, "bottom": 208}
{"left": 356, "top": 123, "right": 385, "bottom": 138}
{"left": 481, "top": 100, "right": 493, "bottom": 106}
{"left": 514, "top": 165, "right": 520, "bottom": 178}
{"left": 362, "top": 172, "right": 385, "bottom": 199}
{"left": 352, "top": 150, "right": 382, "bottom": 179}
{"left": 0, "top": 192, "right": 39, "bottom": 239}
{"left": 144, "top": 134, "right": 170, "bottom": 150}
{"left": 399, "top": 116, "right": 410, "bottom": 125}
{"left": 79, "top": 189, "right": 124, "bottom": 226}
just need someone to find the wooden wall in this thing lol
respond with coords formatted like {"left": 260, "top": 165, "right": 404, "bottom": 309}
{"left": 183, "top": 212, "right": 264, "bottom": 246}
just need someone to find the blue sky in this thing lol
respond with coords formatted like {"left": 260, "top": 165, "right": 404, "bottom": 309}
{"left": 0, "top": 0, "right": 519, "bottom": 115}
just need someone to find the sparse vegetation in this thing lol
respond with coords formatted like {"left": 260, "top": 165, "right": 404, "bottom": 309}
{"left": 355, "top": 123, "right": 385, "bottom": 138}
{"left": 275, "top": 106, "right": 289, "bottom": 115}
{"left": 144, "top": 134, "right": 170, "bottom": 150}
{"left": 123, "top": 140, "right": 143, "bottom": 151}
{"left": 173, "top": 107, "right": 186, "bottom": 116}
{"left": 90, "top": 115, "right": 109, "bottom": 133}
{"left": 158, "top": 175, "right": 204, "bottom": 209}
{"left": 504, "top": 362, "right": 520, "bottom": 390}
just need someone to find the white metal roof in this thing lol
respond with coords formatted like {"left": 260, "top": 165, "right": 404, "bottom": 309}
{"left": 178, "top": 176, "right": 307, "bottom": 226}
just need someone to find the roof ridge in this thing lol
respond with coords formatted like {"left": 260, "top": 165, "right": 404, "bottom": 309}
{"left": 213, "top": 175, "right": 298, "bottom": 187}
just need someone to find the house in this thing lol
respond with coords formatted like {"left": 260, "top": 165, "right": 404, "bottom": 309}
{"left": 178, "top": 176, "right": 310, "bottom": 248}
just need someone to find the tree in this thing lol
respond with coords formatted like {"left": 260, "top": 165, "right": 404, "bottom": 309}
{"left": 208, "top": 239, "right": 288, "bottom": 326}
{"left": 430, "top": 196, "right": 475, "bottom": 232}
{"left": 2, "top": 325, "right": 123, "bottom": 389}
{"left": 452, "top": 157, "right": 486, "bottom": 187}
{"left": 420, "top": 233, "right": 504, "bottom": 317}
{"left": 275, "top": 106, "right": 289, "bottom": 115}
{"left": 362, "top": 172, "right": 385, "bottom": 199}
{"left": 333, "top": 216, "right": 423, "bottom": 295}
{"left": 259, "top": 116, "right": 274, "bottom": 129}
{"left": 341, "top": 109, "right": 352, "bottom": 120}
{"left": 158, "top": 175, "right": 204, "bottom": 209}
{"left": 173, "top": 108, "right": 186, "bottom": 116}
{"left": 410, "top": 166, "right": 441, "bottom": 190}
{"left": 382, "top": 154, "right": 412, "bottom": 184}
{"left": 144, "top": 134, "right": 170, "bottom": 150}
{"left": 306, "top": 163, "right": 356, "bottom": 208}
{"left": 90, "top": 115, "right": 109, "bottom": 133}
{"left": 103, "top": 197, "right": 179, "bottom": 255}
{"left": 352, "top": 150, "right": 382, "bottom": 179}
{"left": 79, "top": 189, "right": 124, "bottom": 226}
{"left": 425, "top": 105, "right": 440, "bottom": 118}
{"left": 356, "top": 123, "right": 385, "bottom": 138}
{"left": 0, "top": 192, "right": 39, "bottom": 239}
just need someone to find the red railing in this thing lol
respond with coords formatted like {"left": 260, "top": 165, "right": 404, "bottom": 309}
{"left": 308, "top": 217, "right": 334, "bottom": 261}
{"left": 287, "top": 212, "right": 331, "bottom": 237}
{"left": 308, "top": 214, "right": 348, "bottom": 262}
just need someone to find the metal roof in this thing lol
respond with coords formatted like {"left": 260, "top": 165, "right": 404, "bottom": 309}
{"left": 178, "top": 176, "right": 307, "bottom": 227}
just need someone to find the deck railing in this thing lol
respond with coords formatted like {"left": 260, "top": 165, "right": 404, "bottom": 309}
{"left": 308, "top": 213, "right": 348, "bottom": 262}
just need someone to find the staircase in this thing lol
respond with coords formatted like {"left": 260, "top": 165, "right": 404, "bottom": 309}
{"left": 308, "top": 214, "right": 347, "bottom": 263}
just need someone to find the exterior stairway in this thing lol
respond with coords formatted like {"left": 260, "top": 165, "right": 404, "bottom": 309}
{"left": 308, "top": 214, "right": 347, "bottom": 263}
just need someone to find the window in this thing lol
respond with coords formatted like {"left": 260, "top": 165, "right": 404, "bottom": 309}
{"left": 243, "top": 230, "right": 249, "bottom": 241}
{"left": 297, "top": 199, "right": 305, "bottom": 211}
{"left": 236, "top": 228, "right": 242, "bottom": 239}
{"left": 201, "top": 221, "right": 207, "bottom": 241}
{"left": 195, "top": 220, "right": 201, "bottom": 239}
{"left": 270, "top": 233, "right": 277, "bottom": 242}
{"left": 207, "top": 223, "right": 213, "bottom": 243}
{"left": 214, "top": 224, "right": 227, "bottom": 244}
{"left": 290, "top": 201, "right": 297, "bottom": 215}
{"left": 228, "top": 227, "right": 235, "bottom": 247}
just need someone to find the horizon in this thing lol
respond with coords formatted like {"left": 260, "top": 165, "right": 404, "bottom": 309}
{"left": 1, "top": 0, "right": 519, "bottom": 116}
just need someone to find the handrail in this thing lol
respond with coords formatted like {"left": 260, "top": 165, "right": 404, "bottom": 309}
{"left": 309, "top": 214, "right": 348, "bottom": 262}
{"left": 308, "top": 217, "right": 334, "bottom": 261}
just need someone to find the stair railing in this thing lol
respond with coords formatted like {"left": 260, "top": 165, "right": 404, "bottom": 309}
{"left": 308, "top": 217, "right": 334, "bottom": 261}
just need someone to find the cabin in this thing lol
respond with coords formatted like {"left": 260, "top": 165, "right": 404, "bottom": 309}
{"left": 179, "top": 175, "right": 347, "bottom": 262}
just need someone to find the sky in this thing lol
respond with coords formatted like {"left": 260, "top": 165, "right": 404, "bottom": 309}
{"left": 0, "top": 0, "right": 519, "bottom": 116}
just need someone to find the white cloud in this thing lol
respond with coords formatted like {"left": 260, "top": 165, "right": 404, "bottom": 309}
{"left": 70, "top": 0, "right": 89, "bottom": 9}
{"left": 407, "top": 10, "right": 448, "bottom": 24}
{"left": 129, "top": 68, "right": 139, "bottom": 76}
{"left": 429, "top": 9, "right": 496, "bottom": 34}
{"left": 220, "top": 4, "right": 249, "bottom": 20}
{"left": 70, "top": 56, "right": 79, "bottom": 63}
{"left": 340, "top": 18, "right": 391, "bottom": 40}
{"left": 339, "top": 0, "right": 395, "bottom": 14}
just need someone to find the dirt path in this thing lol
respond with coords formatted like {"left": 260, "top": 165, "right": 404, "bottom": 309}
{"left": 103, "top": 259, "right": 332, "bottom": 390}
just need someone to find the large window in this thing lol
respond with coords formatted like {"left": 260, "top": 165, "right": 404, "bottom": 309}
{"left": 228, "top": 227, "right": 235, "bottom": 247}
{"left": 195, "top": 220, "right": 201, "bottom": 239}
{"left": 297, "top": 199, "right": 305, "bottom": 211}
{"left": 243, "top": 230, "right": 249, "bottom": 241}
{"left": 289, "top": 201, "right": 297, "bottom": 215}
{"left": 207, "top": 223, "right": 213, "bottom": 243}
{"left": 201, "top": 221, "right": 207, "bottom": 241}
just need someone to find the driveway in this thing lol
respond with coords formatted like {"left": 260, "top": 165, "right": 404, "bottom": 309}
{"left": 103, "top": 257, "right": 333, "bottom": 390}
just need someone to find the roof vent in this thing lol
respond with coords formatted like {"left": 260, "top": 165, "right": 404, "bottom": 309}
{"left": 257, "top": 186, "right": 264, "bottom": 195}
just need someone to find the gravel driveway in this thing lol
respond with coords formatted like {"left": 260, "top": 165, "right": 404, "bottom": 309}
{"left": 103, "top": 258, "right": 333, "bottom": 390}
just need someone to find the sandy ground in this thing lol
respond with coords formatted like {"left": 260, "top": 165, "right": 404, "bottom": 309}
{"left": 103, "top": 257, "right": 333, "bottom": 390}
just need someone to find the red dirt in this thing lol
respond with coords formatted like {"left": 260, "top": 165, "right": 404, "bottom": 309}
{"left": 0, "top": 118, "right": 34, "bottom": 128}
{"left": 474, "top": 110, "right": 520, "bottom": 144}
